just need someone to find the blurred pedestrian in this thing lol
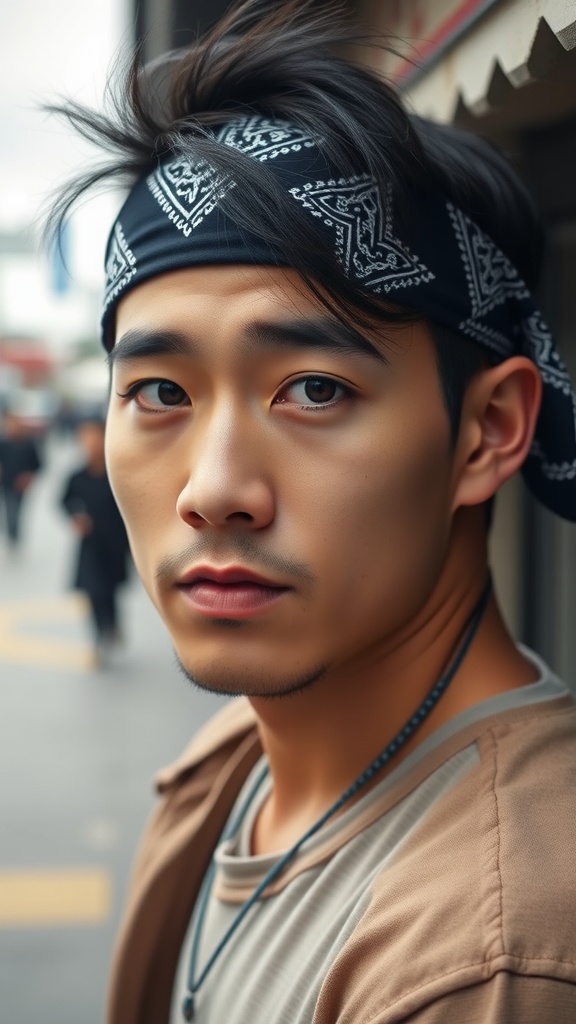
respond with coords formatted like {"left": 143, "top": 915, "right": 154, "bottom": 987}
{"left": 0, "top": 410, "right": 42, "bottom": 549}
{"left": 61, "top": 414, "right": 130, "bottom": 663}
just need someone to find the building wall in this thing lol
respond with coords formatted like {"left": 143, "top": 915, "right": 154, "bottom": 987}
{"left": 354, "top": 0, "right": 576, "bottom": 125}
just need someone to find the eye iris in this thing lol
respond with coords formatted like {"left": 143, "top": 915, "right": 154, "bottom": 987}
{"left": 304, "top": 378, "right": 337, "bottom": 403}
{"left": 157, "top": 381, "right": 184, "bottom": 405}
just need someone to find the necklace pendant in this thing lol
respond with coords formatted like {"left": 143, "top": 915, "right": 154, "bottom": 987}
{"left": 182, "top": 994, "right": 195, "bottom": 1021}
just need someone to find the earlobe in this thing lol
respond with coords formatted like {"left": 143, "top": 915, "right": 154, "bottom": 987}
{"left": 452, "top": 357, "right": 542, "bottom": 512}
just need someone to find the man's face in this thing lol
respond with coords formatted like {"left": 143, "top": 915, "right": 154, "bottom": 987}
{"left": 107, "top": 265, "right": 456, "bottom": 697}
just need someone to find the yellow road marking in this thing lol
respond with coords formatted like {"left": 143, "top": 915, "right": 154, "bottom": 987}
{"left": 0, "top": 594, "right": 94, "bottom": 670}
{"left": 0, "top": 868, "right": 111, "bottom": 926}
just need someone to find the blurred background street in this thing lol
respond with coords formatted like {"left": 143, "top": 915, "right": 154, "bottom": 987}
{"left": 0, "top": 433, "right": 224, "bottom": 1023}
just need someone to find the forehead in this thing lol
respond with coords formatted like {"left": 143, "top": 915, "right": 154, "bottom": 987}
{"left": 114, "top": 264, "right": 336, "bottom": 333}
{"left": 112, "top": 263, "right": 435, "bottom": 372}
{"left": 113, "top": 262, "right": 396, "bottom": 369}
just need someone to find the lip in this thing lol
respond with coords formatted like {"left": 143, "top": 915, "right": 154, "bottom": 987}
{"left": 175, "top": 565, "right": 291, "bottom": 619}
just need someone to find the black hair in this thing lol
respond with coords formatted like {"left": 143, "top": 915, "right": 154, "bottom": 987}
{"left": 44, "top": 0, "right": 543, "bottom": 440}
{"left": 429, "top": 323, "right": 493, "bottom": 441}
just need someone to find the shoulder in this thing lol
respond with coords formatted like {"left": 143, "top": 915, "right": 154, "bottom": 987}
{"left": 404, "top": 699, "right": 576, "bottom": 958}
{"left": 473, "top": 697, "right": 576, "bottom": 881}
{"left": 477, "top": 700, "right": 576, "bottom": 953}
{"left": 316, "top": 699, "right": 576, "bottom": 1022}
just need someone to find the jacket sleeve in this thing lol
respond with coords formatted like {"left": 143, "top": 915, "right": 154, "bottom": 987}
{"left": 399, "top": 972, "right": 576, "bottom": 1024}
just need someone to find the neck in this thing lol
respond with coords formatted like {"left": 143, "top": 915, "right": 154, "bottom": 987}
{"left": 249, "top": 558, "right": 537, "bottom": 854}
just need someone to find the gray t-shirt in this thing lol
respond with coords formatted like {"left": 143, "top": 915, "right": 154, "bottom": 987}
{"left": 171, "top": 649, "right": 567, "bottom": 1024}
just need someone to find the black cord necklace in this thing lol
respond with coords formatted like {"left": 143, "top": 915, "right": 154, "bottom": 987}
{"left": 182, "top": 576, "right": 492, "bottom": 1021}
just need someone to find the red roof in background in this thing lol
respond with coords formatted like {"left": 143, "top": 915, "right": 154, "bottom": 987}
{"left": 0, "top": 340, "right": 54, "bottom": 373}
{"left": 0, "top": 339, "right": 55, "bottom": 383}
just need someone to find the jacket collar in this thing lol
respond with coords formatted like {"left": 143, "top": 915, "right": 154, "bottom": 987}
{"left": 154, "top": 696, "right": 259, "bottom": 793}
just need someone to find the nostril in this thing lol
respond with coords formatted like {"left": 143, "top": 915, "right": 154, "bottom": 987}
{"left": 176, "top": 477, "right": 274, "bottom": 529}
{"left": 184, "top": 511, "right": 208, "bottom": 527}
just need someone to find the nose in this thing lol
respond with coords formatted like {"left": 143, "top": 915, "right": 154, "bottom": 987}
{"left": 175, "top": 401, "right": 275, "bottom": 530}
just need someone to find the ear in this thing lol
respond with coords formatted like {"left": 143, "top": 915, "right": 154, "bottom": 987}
{"left": 451, "top": 356, "right": 542, "bottom": 512}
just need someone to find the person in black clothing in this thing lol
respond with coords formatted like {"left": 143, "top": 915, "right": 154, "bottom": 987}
{"left": 61, "top": 414, "right": 130, "bottom": 661}
{"left": 0, "top": 411, "right": 42, "bottom": 548}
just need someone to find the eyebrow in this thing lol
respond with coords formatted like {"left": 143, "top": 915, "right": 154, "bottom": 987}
{"left": 244, "top": 318, "right": 389, "bottom": 363}
{"left": 108, "top": 316, "right": 389, "bottom": 368}
{"left": 107, "top": 329, "right": 193, "bottom": 368}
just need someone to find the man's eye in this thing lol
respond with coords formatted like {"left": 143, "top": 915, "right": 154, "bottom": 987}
{"left": 278, "top": 376, "right": 349, "bottom": 407}
{"left": 117, "top": 379, "right": 189, "bottom": 411}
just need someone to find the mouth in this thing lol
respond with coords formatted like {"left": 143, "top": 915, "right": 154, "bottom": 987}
{"left": 175, "top": 566, "right": 291, "bottom": 619}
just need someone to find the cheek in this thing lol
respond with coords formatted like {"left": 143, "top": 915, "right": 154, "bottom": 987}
{"left": 299, "top": 417, "right": 453, "bottom": 623}
{"left": 308, "top": 408, "right": 450, "bottom": 527}
{"left": 105, "top": 416, "right": 168, "bottom": 581}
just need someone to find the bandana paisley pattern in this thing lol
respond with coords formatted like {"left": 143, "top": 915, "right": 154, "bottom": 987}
{"left": 290, "top": 177, "right": 434, "bottom": 292}
{"left": 103, "top": 223, "right": 137, "bottom": 313}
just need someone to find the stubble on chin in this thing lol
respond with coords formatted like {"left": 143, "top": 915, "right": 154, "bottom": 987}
{"left": 174, "top": 653, "right": 328, "bottom": 700}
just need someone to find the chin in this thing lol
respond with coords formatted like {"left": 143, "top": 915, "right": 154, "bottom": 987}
{"left": 174, "top": 652, "right": 328, "bottom": 700}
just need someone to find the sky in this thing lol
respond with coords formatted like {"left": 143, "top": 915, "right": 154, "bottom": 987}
{"left": 0, "top": 0, "right": 131, "bottom": 343}
{"left": 0, "top": 0, "right": 129, "bottom": 228}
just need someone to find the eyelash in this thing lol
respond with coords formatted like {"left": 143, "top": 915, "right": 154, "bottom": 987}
{"left": 115, "top": 379, "right": 189, "bottom": 413}
{"left": 115, "top": 375, "right": 352, "bottom": 413}
{"left": 277, "top": 376, "right": 351, "bottom": 410}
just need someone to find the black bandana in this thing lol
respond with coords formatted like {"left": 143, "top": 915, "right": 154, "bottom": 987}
{"left": 102, "top": 116, "right": 576, "bottom": 522}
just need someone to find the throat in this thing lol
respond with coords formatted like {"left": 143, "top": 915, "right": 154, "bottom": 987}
{"left": 250, "top": 787, "right": 334, "bottom": 856}
{"left": 250, "top": 578, "right": 496, "bottom": 856}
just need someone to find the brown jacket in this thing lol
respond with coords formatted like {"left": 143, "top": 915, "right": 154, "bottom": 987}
{"left": 107, "top": 692, "right": 576, "bottom": 1023}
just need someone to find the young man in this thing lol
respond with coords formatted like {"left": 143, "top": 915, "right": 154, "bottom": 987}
{"left": 49, "top": 2, "right": 576, "bottom": 1021}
